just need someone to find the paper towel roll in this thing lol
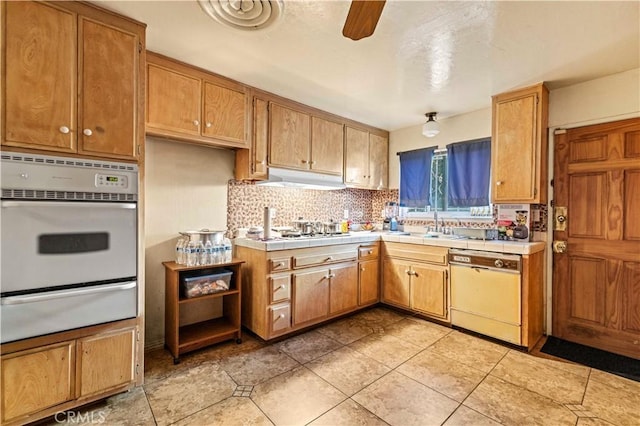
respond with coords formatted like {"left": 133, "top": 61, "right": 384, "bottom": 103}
{"left": 263, "top": 207, "right": 275, "bottom": 240}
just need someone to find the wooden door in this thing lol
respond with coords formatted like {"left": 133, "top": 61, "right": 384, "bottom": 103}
{"left": 79, "top": 17, "right": 138, "bottom": 159}
{"left": 3, "top": 1, "right": 76, "bottom": 153}
{"left": 252, "top": 97, "right": 269, "bottom": 178}
{"left": 553, "top": 117, "right": 640, "bottom": 359}
{"left": 410, "top": 264, "right": 448, "bottom": 319}
{"left": 310, "top": 116, "right": 344, "bottom": 175}
{"left": 329, "top": 263, "right": 358, "bottom": 315}
{"left": 292, "top": 269, "right": 329, "bottom": 325}
{"left": 382, "top": 258, "right": 410, "bottom": 308}
{"left": 77, "top": 327, "right": 135, "bottom": 398}
{"left": 269, "top": 103, "right": 310, "bottom": 170}
{"left": 1, "top": 341, "right": 74, "bottom": 423}
{"left": 344, "top": 126, "right": 369, "bottom": 186}
{"left": 147, "top": 64, "right": 201, "bottom": 136}
{"left": 202, "top": 81, "right": 246, "bottom": 144}
{"left": 369, "top": 133, "right": 389, "bottom": 189}
{"left": 359, "top": 259, "right": 380, "bottom": 305}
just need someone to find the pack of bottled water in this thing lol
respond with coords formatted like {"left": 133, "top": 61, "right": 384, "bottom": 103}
{"left": 175, "top": 235, "right": 232, "bottom": 266}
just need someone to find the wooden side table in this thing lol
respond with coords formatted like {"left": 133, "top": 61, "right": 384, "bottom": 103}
{"left": 162, "top": 259, "right": 244, "bottom": 363}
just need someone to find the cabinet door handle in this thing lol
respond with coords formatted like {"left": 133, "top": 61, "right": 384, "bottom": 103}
{"left": 260, "top": 160, "right": 266, "bottom": 165}
{"left": 496, "top": 180, "right": 503, "bottom": 186}
{"left": 275, "top": 262, "right": 285, "bottom": 268}
{"left": 278, "top": 313, "right": 285, "bottom": 319}
{"left": 325, "top": 273, "right": 336, "bottom": 279}
{"left": 83, "top": 128, "right": 93, "bottom": 136}
{"left": 205, "top": 121, "right": 212, "bottom": 128}
{"left": 405, "top": 269, "right": 411, "bottom": 275}
{"left": 301, "top": 159, "right": 308, "bottom": 164}
{"left": 367, "top": 250, "right": 373, "bottom": 254}
{"left": 276, "top": 285, "right": 286, "bottom": 291}
{"left": 309, "top": 161, "right": 315, "bottom": 165}
{"left": 325, "top": 256, "right": 333, "bottom": 262}
{"left": 193, "top": 120, "right": 200, "bottom": 126}
{"left": 360, "top": 267, "right": 365, "bottom": 271}
{"left": 59, "top": 126, "right": 70, "bottom": 134}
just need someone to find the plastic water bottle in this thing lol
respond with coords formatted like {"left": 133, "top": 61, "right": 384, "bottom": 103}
{"left": 203, "top": 240, "right": 213, "bottom": 265}
{"left": 175, "top": 237, "right": 186, "bottom": 264}
{"left": 186, "top": 240, "right": 198, "bottom": 266}
{"left": 223, "top": 237, "right": 232, "bottom": 263}
{"left": 197, "top": 241, "right": 206, "bottom": 265}
{"left": 212, "top": 242, "right": 223, "bottom": 264}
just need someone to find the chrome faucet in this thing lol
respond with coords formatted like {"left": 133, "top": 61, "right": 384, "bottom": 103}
{"left": 433, "top": 208, "right": 439, "bottom": 233}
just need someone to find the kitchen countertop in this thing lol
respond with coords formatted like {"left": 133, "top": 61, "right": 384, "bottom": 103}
{"left": 234, "top": 232, "right": 545, "bottom": 255}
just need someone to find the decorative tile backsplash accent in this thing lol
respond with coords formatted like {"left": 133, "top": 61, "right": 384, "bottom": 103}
{"left": 227, "top": 180, "right": 386, "bottom": 234}
{"left": 226, "top": 180, "right": 549, "bottom": 237}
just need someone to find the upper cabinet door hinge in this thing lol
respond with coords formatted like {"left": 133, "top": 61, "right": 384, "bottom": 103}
{"left": 136, "top": 330, "right": 140, "bottom": 341}
{"left": 138, "top": 42, "right": 143, "bottom": 54}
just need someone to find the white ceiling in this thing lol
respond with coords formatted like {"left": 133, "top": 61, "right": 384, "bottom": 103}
{"left": 94, "top": 0, "right": 639, "bottom": 131}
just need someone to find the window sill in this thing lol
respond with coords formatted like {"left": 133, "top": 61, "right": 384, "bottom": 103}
{"left": 405, "top": 212, "right": 494, "bottom": 221}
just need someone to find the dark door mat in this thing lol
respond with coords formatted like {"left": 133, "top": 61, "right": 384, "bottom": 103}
{"left": 541, "top": 336, "right": 640, "bottom": 382}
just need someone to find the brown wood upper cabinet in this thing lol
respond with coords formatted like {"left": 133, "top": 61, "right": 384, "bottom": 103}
{"left": 235, "top": 95, "right": 268, "bottom": 180}
{"left": 269, "top": 102, "right": 344, "bottom": 176}
{"left": 345, "top": 126, "right": 388, "bottom": 189}
{"left": 491, "top": 82, "right": 549, "bottom": 203}
{"left": 2, "top": 1, "right": 145, "bottom": 161}
{"left": 146, "top": 52, "right": 248, "bottom": 149}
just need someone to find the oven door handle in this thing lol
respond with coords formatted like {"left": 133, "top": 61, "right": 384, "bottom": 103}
{"left": 1, "top": 281, "right": 137, "bottom": 305}
{"left": 1, "top": 201, "right": 136, "bottom": 209}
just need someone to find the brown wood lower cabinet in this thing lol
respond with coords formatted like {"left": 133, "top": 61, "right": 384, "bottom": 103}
{"left": 238, "top": 243, "right": 370, "bottom": 340}
{"left": 1, "top": 342, "right": 75, "bottom": 423}
{"left": 76, "top": 328, "right": 136, "bottom": 398}
{"left": 0, "top": 320, "right": 137, "bottom": 425}
{"left": 382, "top": 243, "right": 450, "bottom": 322}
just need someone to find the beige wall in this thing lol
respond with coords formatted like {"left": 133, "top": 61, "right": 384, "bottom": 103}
{"left": 549, "top": 68, "right": 640, "bottom": 128}
{"left": 144, "top": 137, "right": 234, "bottom": 348}
{"left": 388, "top": 108, "right": 492, "bottom": 189}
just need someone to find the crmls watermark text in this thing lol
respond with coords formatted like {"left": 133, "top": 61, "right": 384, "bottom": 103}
{"left": 54, "top": 411, "right": 107, "bottom": 424}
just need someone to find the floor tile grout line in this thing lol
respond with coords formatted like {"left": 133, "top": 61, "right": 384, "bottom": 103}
{"left": 486, "top": 349, "right": 591, "bottom": 409}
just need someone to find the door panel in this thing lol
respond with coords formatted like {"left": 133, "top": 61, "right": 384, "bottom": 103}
{"left": 202, "top": 82, "right": 246, "bottom": 143}
{"left": 553, "top": 117, "right": 640, "bottom": 359}
{"left": 381, "top": 258, "right": 410, "bottom": 308}
{"left": 411, "top": 264, "right": 447, "bottom": 319}
{"left": 569, "top": 257, "right": 605, "bottom": 324}
{"left": 4, "top": 1, "right": 76, "bottom": 152}
{"left": 623, "top": 262, "right": 640, "bottom": 333}
{"left": 310, "top": 117, "right": 343, "bottom": 175}
{"left": 329, "top": 264, "right": 358, "bottom": 315}
{"left": 569, "top": 173, "right": 605, "bottom": 238}
{"left": 80, "top": 18, "right": 137, "bottom": 158}
{"left": 625, "top": 170, "right": 640, "bottom": 240}
{"left": 292, "top": 269, "right": 329, "bottom": 325}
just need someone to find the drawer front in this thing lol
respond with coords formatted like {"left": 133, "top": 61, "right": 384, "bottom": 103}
{"left": 358, "top": 244, "right": 379, "bottom": 260}
{"left": 270, "top": 257, "right": 291, "bottom": 272}
{"left": 383, "top": 242, "right": 448, "bottom": 264}
{"left": 270, "top": 274, "right": 291, "bottom": 303}
{"left": 270, "top": 304, "right": 291, "bottom": 334}
{"left": 293, "top": 250, "right": 356, "bottom": 268}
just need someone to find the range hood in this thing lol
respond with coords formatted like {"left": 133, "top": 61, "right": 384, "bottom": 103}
{"left": 256, "top": 167, "right": 346, "bottom": 190}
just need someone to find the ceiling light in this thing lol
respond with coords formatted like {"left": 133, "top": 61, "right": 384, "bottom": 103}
{"left": 198, "top": 0, "right": 284, "bottom": 31}
{"left": 422, "top": 112, "right": 440, "bottom": 138}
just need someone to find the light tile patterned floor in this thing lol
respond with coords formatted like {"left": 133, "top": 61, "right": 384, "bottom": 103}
{"left": 50, "top": 307, "right": 640, "bottom": 425}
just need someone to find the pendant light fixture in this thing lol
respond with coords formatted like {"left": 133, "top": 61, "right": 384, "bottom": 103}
{"left": 422, "top": 112, "right": 440, "bottom": 138}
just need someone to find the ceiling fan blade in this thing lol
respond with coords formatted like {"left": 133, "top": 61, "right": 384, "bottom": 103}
{"left": 342, "top": 0, "right": 386, "bottom": 41}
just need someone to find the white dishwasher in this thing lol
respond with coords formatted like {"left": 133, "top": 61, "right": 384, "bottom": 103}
{"left": 448, "top": 249, "right": 522, "bottom": 345}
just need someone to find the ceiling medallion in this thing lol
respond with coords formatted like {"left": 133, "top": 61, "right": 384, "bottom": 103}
{"left": 198, "top": 0, "right": 284, "bottom": 31}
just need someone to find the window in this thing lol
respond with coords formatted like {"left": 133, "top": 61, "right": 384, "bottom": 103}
{"left": 400, "top": 138, "right": 492, "bottom": 217}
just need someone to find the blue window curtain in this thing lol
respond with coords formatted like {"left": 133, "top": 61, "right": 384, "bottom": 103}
{"left": 447, "top": 138, "right": 491, "bottom": 207}
{"left": 399, "top": 147, "right": 436, "bottom": 207}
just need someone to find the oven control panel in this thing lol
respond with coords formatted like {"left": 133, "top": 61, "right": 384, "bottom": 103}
{"left": 95, "top": 173, "right": 128, "bottom": 189}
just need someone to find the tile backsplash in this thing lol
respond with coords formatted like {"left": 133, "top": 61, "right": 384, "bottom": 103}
{"left": 227, "top": 180, "right": 548, "bottom": 237}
